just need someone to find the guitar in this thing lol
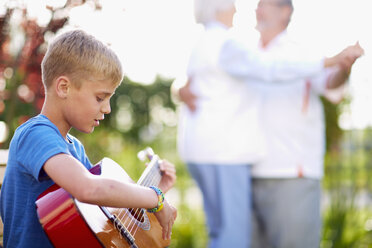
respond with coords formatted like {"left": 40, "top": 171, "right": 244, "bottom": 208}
{"left": 36, "top": 148, "right": 171, "bottom": 248}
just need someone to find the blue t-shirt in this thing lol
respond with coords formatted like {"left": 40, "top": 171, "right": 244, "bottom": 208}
{"left": 0, "top": 114, "right": 92, "bottom": 247}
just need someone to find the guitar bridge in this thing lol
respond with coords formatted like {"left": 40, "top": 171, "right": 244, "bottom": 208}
{"left": 100, "top": 206, "right": 138, "bottom": 248}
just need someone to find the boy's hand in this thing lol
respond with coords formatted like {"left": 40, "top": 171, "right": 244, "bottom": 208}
{"left": 158, "top": 160, "right": 176, "bottom": 193}
{"left": 154, "top": 200, "right": 177, "bottom": 240}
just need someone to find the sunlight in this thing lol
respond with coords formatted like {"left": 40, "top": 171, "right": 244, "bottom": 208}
{"left": 14, "top": 0, "right": 372, "bottom": 129}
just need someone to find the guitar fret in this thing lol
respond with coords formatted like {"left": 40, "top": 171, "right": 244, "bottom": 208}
{"left": 137, "top": 155, "right": 162, "bottom": 187}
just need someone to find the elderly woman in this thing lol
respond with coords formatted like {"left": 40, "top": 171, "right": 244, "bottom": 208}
{"left": 175, "top": 0, "right": 260, "bottom": 247}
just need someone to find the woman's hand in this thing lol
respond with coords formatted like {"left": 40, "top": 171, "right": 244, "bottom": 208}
{"left": 179, "top": 79, "right": 197, "bottom": 112}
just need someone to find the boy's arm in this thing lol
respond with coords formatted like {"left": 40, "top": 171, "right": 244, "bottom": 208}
{"left": 44, "top": 153, "right": 160, "bottom": 208}
{"left": 44, "top": 153, "right": 177, "bottom": 239}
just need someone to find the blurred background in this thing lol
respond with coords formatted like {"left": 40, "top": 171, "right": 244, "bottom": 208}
{"left": 0, "top": 0, "right": 371, "bottom": 247}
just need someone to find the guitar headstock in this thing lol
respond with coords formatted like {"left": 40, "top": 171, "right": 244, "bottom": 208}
{"left": 137, "top": 147, "right": 155, "bottom": 162}
{"left": 136, "top": 147, "right": 162, "bottom": 186}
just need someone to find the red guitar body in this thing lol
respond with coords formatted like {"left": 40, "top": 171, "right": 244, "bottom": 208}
{"left": 36, "top": 157, "right": 170, "bottom": 248}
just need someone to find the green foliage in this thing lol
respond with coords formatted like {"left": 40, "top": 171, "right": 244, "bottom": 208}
{"left": 0, "top": 69, "right": 38, "bottom": 147}
{"left": 0, "top": 1, "right": 102, "bottom": 148}
{"left": 102, "top": 76, "right": 177, "bottom": 143}
{"left": 321, "top": 96, "right": 343, "bottom": 152}
{"left": 73, "top": 80, "right": 372, "bottom": 247}
{"left": 1, "top": 4, "right": 371, "bottom": 245}
{"left": 171, "top": 204, "right": 208, "bottom": 248}
{"left": 322, "top": 130, "right": 372, "bottom": 248}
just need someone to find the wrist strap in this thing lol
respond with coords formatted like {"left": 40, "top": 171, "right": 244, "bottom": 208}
{"left": 147, "top": 186, "right": 165, "bottom": 213}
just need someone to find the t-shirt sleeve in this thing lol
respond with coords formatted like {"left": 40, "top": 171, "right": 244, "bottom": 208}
{"left": 79, "top": 147, "right": 92, "bottom": 169}
{"left": 68, "top": 134, "right": 92, "bottom": 169}
{"left": 16, "top": 124, "right": 70, "bottom": 182}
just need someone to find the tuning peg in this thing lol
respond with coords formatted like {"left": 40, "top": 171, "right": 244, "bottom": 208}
{"left": 137, "top": 147, "right": 155, "bottom": 161}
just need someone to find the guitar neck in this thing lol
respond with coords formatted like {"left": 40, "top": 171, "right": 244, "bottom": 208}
{"left": 137, "top": 154, "right": 162, "bottom": 187}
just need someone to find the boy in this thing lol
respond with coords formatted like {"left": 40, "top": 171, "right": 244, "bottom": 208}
{"left": 0, "top": 29, "right": 177, "bottom": 247}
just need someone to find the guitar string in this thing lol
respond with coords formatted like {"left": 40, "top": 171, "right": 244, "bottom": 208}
{"left": 129, "top": 170, "right": 162, "bottom": 235}
{"left": 122, "top": 167, "right": 156, "bottom": 230}
{"left": 115, "top": 155, "right": 156, "bottom": 221}
{"left": 127, "top": 167, "right": 162, "bottom": 235}
{"left": 125, "top": 169, "right": 161, "bottom": 235}
{"left": 115, "top": 162, "right": 158, "bottom": 223}
{"left": 121, "top": 164, "right": 162, "bottom": 236}
{"left": 108, "top": 164, "right": 160, "bottom": 240}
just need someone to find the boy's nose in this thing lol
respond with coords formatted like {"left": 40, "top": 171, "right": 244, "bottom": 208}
{"left": 102, "top": 102, "right": 111, "bottom": 114}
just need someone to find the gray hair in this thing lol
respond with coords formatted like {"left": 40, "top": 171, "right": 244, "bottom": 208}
{"left": 279, "top": 0, "right": 294, "bottom": 24}
{"left": 194, "top": 0, "right": 236, "bottom": 25}
{"left": 278, "top": 0, "right": 293, "bottom": 9}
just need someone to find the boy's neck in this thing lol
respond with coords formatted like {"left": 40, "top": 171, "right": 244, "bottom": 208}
{"left": 41, "top": 99, "right": 70, "bottom": 139}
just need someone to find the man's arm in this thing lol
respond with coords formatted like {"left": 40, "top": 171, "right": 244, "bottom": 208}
{"left": 219, "top": 38, "right": 363, "bottom": 82}
{"left": 326, "top": 42, "right": 364, "bottom": 89}
{"left": 326, "top": 66, "right": 350, "bottom": 90}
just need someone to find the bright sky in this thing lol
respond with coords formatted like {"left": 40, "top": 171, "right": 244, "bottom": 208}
{"left": 20, "top": 0, "right": 372, "bottom": 130}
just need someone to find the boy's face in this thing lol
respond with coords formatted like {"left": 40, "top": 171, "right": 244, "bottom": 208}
{"left": 63, "top": 78, "right": 117, "bottom": 133}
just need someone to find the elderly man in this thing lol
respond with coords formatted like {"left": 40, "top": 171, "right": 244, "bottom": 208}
{"left": 176, "top": 0, "right": 362, "bottom": 247}
{"left": 218, "top": 0, "right": 363, "bottom": 247}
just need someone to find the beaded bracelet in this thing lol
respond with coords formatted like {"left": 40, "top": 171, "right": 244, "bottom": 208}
{"left": 147, "top": 186, "right": 165, "bottom": 213}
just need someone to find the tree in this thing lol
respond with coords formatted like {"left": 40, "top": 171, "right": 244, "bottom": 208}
{"left": 0, "top": 0, "right": 101, "bottom": 147}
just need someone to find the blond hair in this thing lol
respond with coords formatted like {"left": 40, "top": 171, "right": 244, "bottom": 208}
{"left": 41, "top": 29, "right": 123, "bottom": 90}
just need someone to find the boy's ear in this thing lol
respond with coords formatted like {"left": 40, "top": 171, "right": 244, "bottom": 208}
{"left": 55, "top": 76, "right": 71, "bottom": 98}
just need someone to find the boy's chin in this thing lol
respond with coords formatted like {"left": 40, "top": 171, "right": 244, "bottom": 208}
{"left": 77, "top": 127, "right": 95, "bottom": 134}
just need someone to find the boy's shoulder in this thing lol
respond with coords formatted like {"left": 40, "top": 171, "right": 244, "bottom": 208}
{"left": 17, "top": 114, "right": 54, "bottom": 131}
{"left": 16, "top": 115, "right": 82, "bottom": 149}
{"left": 14, "top": 114, "right": 60, "bottom": 142}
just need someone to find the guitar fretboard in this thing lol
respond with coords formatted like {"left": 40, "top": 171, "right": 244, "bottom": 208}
{"left": 137, "top": 154, "right": 162, "bottom": 187}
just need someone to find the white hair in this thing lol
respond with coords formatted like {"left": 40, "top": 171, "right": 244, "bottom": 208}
{"left": 279, "top": 0, "right": 294, "bottom": 24}
{"left": 280, "top": 0, "right": 293, "bottom": 8}
{"left": 194, "top": 0, "right": 236, "bottom": 25}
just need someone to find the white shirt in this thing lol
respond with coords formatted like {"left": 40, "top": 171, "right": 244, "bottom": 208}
{"left": 222, "top": 30, "right": 333, "bottom": 179}
{"left": 177, "top": 22, "right": 266, "bottom": 165}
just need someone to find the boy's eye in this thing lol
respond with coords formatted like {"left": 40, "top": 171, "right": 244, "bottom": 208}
{"left": 96, "top": 96, "right": 104, "bottom": 102}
